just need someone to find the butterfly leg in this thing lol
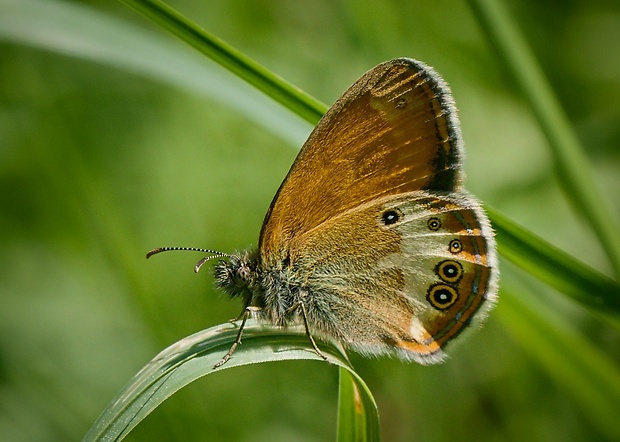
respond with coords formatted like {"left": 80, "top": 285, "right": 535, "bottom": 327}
{"left": 214, "top": 306, "right": 260, "bottom": 368}
{"left": 228, "top": 308, "right": 250, "bottom": 323}
{"left": 294, "top": 301, "right": 328, "bottom": 362}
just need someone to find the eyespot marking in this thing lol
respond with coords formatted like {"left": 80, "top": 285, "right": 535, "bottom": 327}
{"left": 427, "top": 284, "right": 458, "bottom": 311}
{"left": 435, "top": 260, "right": 463, "bottom": 284}
{"left": 427, "top": 217, "right": 441, "bottom": 231}
{"left": 381, "top": 208, "right": 402, "bottom": 226}
{"left": 449, "top": 239, "right": 462, "bottom": 254}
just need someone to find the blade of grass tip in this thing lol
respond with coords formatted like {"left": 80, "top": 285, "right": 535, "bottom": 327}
{"left": 84, "top": 318, "right": 380, "bottom": 441}
{"left": 337, "top": 367, "right": 381, "bottom": 442}
{"left": 467, "top": 0, "right": 620, "bottom": 278}
{"left": 117, "top": 0, "right": 327, "bottom": 125}
{"left": 487, "top": 206, "right": 620, "bottom": 320}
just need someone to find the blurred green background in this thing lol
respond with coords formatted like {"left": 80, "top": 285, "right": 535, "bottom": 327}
{"left": 1, "top": 0, "right": 619, "bottom": 440}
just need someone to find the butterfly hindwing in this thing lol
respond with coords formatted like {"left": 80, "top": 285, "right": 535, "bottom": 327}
{"left": 288, "top": 192, "right": 497, "bottom": 363}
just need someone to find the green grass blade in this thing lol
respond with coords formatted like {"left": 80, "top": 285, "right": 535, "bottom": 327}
{"left": 0, "top": 0, "right": 310, "bottom": 146}
{"left": 337, "top": 367, "right": 381, "bottom": 441}
{"left": 467, "top": 0, "right": 620, "bottom": 277}
{"left": 117, "top": 0, "right": 327, "bottom": 125}
{"left": 488, "top": 206, "right": 620, "bottom": 319}
{"left": 83, "top": 318, "right": 374, "bottom": 441}
{"left": 497, "top": 285, "right": 620, "bottom": 440}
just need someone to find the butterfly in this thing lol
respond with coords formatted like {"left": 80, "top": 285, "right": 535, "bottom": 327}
{"left": 148, "top": 58, "right": 499, "bottom": 367}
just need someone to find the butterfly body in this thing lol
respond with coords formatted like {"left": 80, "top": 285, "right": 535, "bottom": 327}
{"left": 216, "top": 188, "right": 496, "bottom": 364}
{"left": 155, "top": 58, "right": 498, "bottom": 366}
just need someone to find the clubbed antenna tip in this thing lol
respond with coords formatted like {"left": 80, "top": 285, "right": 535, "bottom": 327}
{"left": 145, "top": 246, "right": 229, "bottom": 273}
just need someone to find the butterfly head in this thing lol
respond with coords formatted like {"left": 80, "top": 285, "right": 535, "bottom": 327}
{"left": 214, "top": 250, "right": 261, "bottom": 305}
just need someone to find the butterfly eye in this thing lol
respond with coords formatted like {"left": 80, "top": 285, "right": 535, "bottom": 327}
{"left": 427, "top": 284, "right": 459, "bottom": 311}
{"left": 427, "top": 217, "right": 441, "bottom": 231}
{"left": 235, "top": 264, "right": 251, "bottom": 282}
{"left": 381, "top": 209, "right": 402, "bottom": 226}
{"left": 449, "top": 239, "right": 462, "bottom": 254}
{"left": 435, "top": 260, "right": 463, "bottom": 283}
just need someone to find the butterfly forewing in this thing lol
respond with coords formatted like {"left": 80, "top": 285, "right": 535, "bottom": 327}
{"left": 259, "top": 58, "right": 464, "bottom": 262}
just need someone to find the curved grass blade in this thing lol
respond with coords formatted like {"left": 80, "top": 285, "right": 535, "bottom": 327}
{"left": 0, "top": 0, "right": 310, "bottom": 146}
{"left": 84, "top": 318, "right": 378, "bottom": 441}
{"left": 337, "top": 367, "right": 381, "bottom": 441}
{"left": 118, "top": 0, "right": 327, "bottom": 125}
{"left": 467, "top": 0, "right": 620, "bottom": 277}
{"left": 488, "top": 206, "right": 620, "bottom": 320}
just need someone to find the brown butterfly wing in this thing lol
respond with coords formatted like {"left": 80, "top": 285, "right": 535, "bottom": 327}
{"left": 259, "top": 58, "right": 464, "bottom": 263}
{"left": 290, "top": 192, "right": 498, "bottom": 363}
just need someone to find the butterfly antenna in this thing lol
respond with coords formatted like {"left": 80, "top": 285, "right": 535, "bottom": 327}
{"left": 146, "top": 247, "right": 230, "bottom": 273}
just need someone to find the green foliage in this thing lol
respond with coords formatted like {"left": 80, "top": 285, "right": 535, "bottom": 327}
{"left": 1, "top": 0, "right": 619, "bottom": 441}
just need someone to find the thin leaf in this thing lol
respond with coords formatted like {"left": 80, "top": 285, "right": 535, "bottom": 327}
{"left": 488, "top": 206, "right": 620, "bottom": 320}
{"left": 84, "top": 318, "right": 373, "bottom": 441}
{"left": 337, "top": 367, "right": 381, "bottom": 441}
{"left": 117, "top": 0, "right": 327, "bottom": 125}
{"left": 467, "top": 0, "right": 620, "bottom": 277}
{"left": 0, "top": 0, "right": 310, "bottom": 146}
